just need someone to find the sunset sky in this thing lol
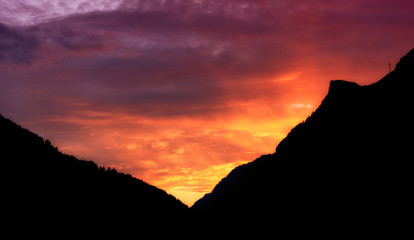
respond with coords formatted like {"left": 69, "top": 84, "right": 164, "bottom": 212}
{"left": 1, "top": 0, "right": 413, "bottom": 206}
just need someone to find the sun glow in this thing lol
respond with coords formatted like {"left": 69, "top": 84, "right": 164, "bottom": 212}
{"left": 154, "top": 161, "right": 249, "bottom": 206}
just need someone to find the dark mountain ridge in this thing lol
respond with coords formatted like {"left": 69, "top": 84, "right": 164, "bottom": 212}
{"left": 1, "top": 114, "right": 188, "bottom": 221}
{"left": 2, "top": 49, "right": 412, "bottom": 233}
{"left": 192, "top": 49, "right": 413, "bottom": 226}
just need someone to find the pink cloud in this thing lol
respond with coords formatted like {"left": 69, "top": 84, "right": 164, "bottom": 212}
{"left": 0, "top": 0, "right": 123, "bottom": 25}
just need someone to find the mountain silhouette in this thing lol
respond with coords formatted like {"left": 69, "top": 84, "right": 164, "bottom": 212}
{"left": 1, "top": 114, "right": 188, "bottom": 223}
{"left": 192, "top": 49, "right": 413, "bottom": 230}
{"left": 2, "top": 49, "right": 413, "bottom": 234}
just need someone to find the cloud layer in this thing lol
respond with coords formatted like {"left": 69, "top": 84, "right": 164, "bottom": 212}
{"left": 0, "top": 0, "right": 123, "bottom": 25}
{"left": 1, "top": 0, "right": 414, "bottom": 205}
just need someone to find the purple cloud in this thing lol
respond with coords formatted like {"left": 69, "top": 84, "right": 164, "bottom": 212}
{"left": 2, "top": 0, "right": 414, "bottom": 122}
{"left": 0, "top": 23, "right": 38, "bottom": 63}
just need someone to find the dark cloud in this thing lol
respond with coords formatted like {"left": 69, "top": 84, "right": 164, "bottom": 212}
{"left": 0, "top": 23, "right": 39, "bottom": 63}
{"left": 52, "top": 28, "right": 103, "bottom": 51}
{"left": 3, "top": 0, "right": 414, "bottom": 117}
{"left": 2, "top": 0, "right": 414, "bottom": 120}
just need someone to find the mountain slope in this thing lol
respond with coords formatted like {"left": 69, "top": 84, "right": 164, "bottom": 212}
{"left": 192, "top": 49, "right": 413, "bottom": 222}
{"left": 1, "top": 114, "right": 188, "bottom": 219}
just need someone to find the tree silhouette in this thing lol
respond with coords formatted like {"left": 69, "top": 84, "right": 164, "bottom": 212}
{"left": 0, "top": 114, "right": 188, "bottom": 224}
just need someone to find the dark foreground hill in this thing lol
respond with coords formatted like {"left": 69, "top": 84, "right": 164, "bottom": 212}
{"left": 2, "top": 49, "right": 413, "bottom": 234}
{"left": 193, "top": 49, "right": 413, "bottom": 228}
{"left": 1, "top": 114, "right": 188, "bottom": 222}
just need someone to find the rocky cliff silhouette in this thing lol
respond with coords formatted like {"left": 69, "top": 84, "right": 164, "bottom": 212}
{"left": 192, "top": 49, "right": 413, "bottom": 228}
{"left": 1, "top": 114, "right": 188, "bottom": 222}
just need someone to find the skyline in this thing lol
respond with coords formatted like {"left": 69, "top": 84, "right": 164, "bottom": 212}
{"left": 1, "top": 0, "right": 414, "bottom": 206}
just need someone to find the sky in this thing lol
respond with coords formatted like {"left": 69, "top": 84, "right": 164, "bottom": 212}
{"left": 1, "top": 0, "right": 413, "bottom": 206}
